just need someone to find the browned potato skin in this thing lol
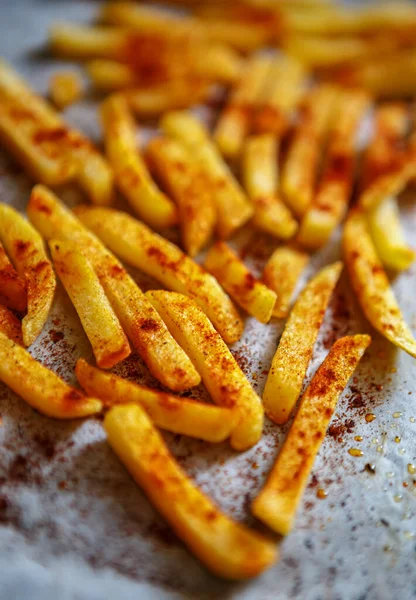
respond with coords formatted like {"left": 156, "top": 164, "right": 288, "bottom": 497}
{"left": 0, "top": 304, "right": 23, "bottom": 345}
{"left": 0, "top": 242, "right": 27, "bottom": 312}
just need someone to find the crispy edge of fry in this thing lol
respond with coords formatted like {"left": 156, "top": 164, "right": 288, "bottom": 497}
{"left": 73, "top": 205, "right": 243, "bottom": 344}
{"left": 0, "top": 304, "right": 23, "bottom": 345}
{"left": 0, "top": 203, "right": 56, "bottom": 347}
{"left": 0, "top": 242, "right": 27, "bottom": 312}
{"left": 263, "top": 261, "right": 343, "bottom": 424}
{"left": 252, "top": 334, "right": 371, "bottom": 535}
{"left": 104, "top": 403, "right": 277, "bottom": 579}
{"left": 262, "top": 244, "right": 310, "bottom": 319}
{"left": 146, "top": 291, "right": 264, "bottom": 451}
{"left": 205, "top": 242, "right": 277, "bottom": 324}
{"left": 101, "top": 94, "right": 178, "bottom": 230}
{"left": 76, "top": 358, "right": 237, "bottom": 443}
{"left": 50, "top": 240, "right": 131, "bottom": 369}
{"left": 343, "top": 209, "right": 416, "bottom": 358}
{"left": 49, "top": 71, "right": 83, "bottom": 110}
{"left": 0, "top": 330, "right": 102, "bottom": 418}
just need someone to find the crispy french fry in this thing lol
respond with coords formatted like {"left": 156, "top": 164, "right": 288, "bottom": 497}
{"left": 242, "top": 134, "right": 298, "bottom": 240}
{"left": 27, "top": 185, "right": 200, "bottom": 391}
{"left": 262, "top": 244, "right": 310, "bottom": 319}
{"left": 0, "top": 304, "right": 23, "bottom": 345}
{"left": 214, "top": 55, "right": 272, "bottom": 159}
{"left": 73, "top": 205, "right": 243, "bottom": 344}
{"left": 205, "top": 242, "right": 277, "bottom": 324}
{"left": 101, "top": 95, "right": 177, "bottom": 230}
{"left": 344, "top": 210, "right": 416, "bottom": 357}
{"left": 76, "top": 359, "right": 237, "bottom": 443}
{"left": 0, "top": 204, "right": 55, "bottom": 347}
{"left": 50, "top": 240, "right": 130, "bottom": 369}
{"left": 146, "top": 136, "right": 215, "bottom": 256}
{"left": 86, "top": 60, "right": 136, "bottom": 91}
{"left": 282, "top": 84, "right": 338, "bottom": 218}
{"left": 105, "top": 404, "right": 277, "bottom": 578}
{"left": 297, "top": 89, "right": 369, "bottom": 250}
{"left": 199, "top": 19, "right": 270, "bottom": 52}
{"left": 0, "top": 241, "right": 27, "bottom": 312}
{"left": 263, "top": 261, "right": 342, "bottom": 424}
{"left": 146, "top": 291, "right": 264, "bottom": 451}
{"left": 125, "top": 79, "right": 210, "bottom": 116}
{"left": 253, "top": 334, "right": 371, "bottom": 535}
{"left": 161, "top": 111, "right": 253, "bottom": 238}
{"left": 50, "top": 23, "right": 127, "bottom": 59}
{"left": 49, "top": 71, "right": 83, "bottom": 109}
{"left": 0, "top": 330, "right": 102, "bottom": 418}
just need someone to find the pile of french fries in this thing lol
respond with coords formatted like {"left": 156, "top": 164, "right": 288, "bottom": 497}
{"left": 0, "top": 0, "right": 416, "bottom": 580}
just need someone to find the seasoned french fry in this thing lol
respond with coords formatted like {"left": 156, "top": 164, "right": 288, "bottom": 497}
{"left": 252, "top": 334, "right": 371, "bottom": 535}
{"left": 73, "top": 205, "right": 243, "bottom": 344}
{"left": 101, "top": 95, "right": 177, "bottom": 230}
{"left": 282, "top": 84, "right": 338, "bottom": 218}
{"left": 0, "top": 304, "right": 23, "bottom": 345}
{"left": 263, "top": 261, "right": 342, "bottom": 424}
{"left": 49, "top": 71, "right": 83, "bottom": 109}
{"left": 76, "top": 359, "right": 237, "bottom": 443}
{"left": 50, "top": 240, "right": 130, "bottom": 369}
{"left": 242, "top": 134, "right": 298, "bottom": 240}
{"left": 205, "top": 242, "right": 276, "bottom": 324}
{"left": 297, "top": 89, "right": 369, "bottom": 250}
{"left": 161, "top": 111, "right": 253, "bottom": 238}
{"left": 125, "top": 79, "right": 210, "bottom": 117}
{"left": 0, "top": 242, "right": 26, "bottom": 312}
{"left": 86, "top": 60, "right": 136, "bottom": 91}
{"left": 0, "top": 204, "right": 55, "bottom": 347}
{"left": 146, "top": 291, "right": 264, "bottom": 451}
{"left": 262, "top": 244, "right": 310, "bottom": 319}
{"left": 344, "top": 209, "right": 416, "bottom": 357}
{"left": 214, "top": 55, "right": 272, "bottom": 159}
{"left": 146, "top": 136, "right": 215, "bottom": 256}
{"left": 199, "top": 19, "right": 270, "bottom": 52}
{"left": 105, "top": 404, "right": 277, "bottom": 578}
{"left": 50, "top": 23, "right": 127, "bottom": 59}
{"left": 0, "top": 330, "right": 102, "bottom": 419}
{"left": 27, "top": 185, "right": 200, "bottom": 391}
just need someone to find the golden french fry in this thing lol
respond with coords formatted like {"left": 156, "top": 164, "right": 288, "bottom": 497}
{"left": 146, "top": 136, "right": 215, "bottom": 256}
{"left": 0, "top": 330, "right": 102, "bottom": 418}
{"left": 0, "top": 242, "right": 27, "bottom": 312}
{"left": 282, "top": 84, "right": 338, "bottom": 218}
{"left": 101, "top": 94, "right": 177, "bottom": 230}
{"left": 205, "top": 242, "right": 277, "bottom": 324}
{"left": 50, "top": 240, "right": 131, "bottom": 369}
{"left": 76, "top": 359, "right": 238, "bottom": 443}
{"left": 253, "top": 334, "right": 371, "bottom": 535}
{"left": 105, "top": 404, "right": 277, "bottom": 578}
{"left": 297, "top": 89, "right": 369, "bottom": 250}
{"left": 146, "top": 291, "right": 264, "bottom": 451}
{"left": 263, "top": 262, "right": 342, "bottom": 424}
{"left": 73, "top": 205, "right": 243, "bottom": 344}
{"left": 86, "top": 60, "right": 136, "bottom": 91}
{"left": 0, "top": 203, "right": 56, "bottom": 347}
{"left": 344, "top": 209, "right": 416, "bottom": 357}
{"left": 50, "top": 23, "right": 127, "bottom": 59}
{"left": 27, "top": 185, "right": 200, "bottom": 391}
{"left": 125, "top": 79, "right": 210, "bottom": 117}
{"left": 49, "top": 71, "right": 83, "bottom": 109}
{"left": 199, "top": 19, "right": 270, "bottom": 52}
{"left": 242, "top": 134, "right": 298, "bottom": 240}
{"left": 0, "top": 304, "right": 23, "bottom": 345}
{"left": 161, "top": 111, "right": 253, "bottom": 238}
{"left": 262, "top": 244, "right": 310, "bottom": 319}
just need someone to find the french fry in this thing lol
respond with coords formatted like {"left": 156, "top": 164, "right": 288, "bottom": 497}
{"left": 50, "top": 23, "right": 127, "bottom": 59}
{"left": 125, "top": 79, "right": 210, "bottom": 117}
{"left": 0, "top": 204, "right": 56, "bottom": 347}
{"left": 49, "top": 71, "right": 83, "bottom": 109}
{"left": 50, "top": 240, "right": 130, "bottom": 369}
{"left": 0, "top": 304, "right": 23, "bottom": 345}
{"left": 213, "top": 55, "right": 272, "bottom": 159}
{"left": 146, "top": 291, "right": 264, "bottom": 451}
{"left": 27, "top": 185, "right": 200, "bottom": 391}
{"left": 0, "top": 330, "right": 102, "bottom": 419}
{"left": 205, "top": 242, "right": 277, "bottom": 324}
{"left": 263, "top": 261, "right": 342, "bottom": 424}
{"left": 0, "top": 242, "right": 27, "bottom": 312}
{"left": 105, "top": 404, "right": 277, "bottom": 578}
{"left": 101, "top": 95, "right": 178, "bottom": 230}
{"left": 76, "top": 359, "right": 237, "bottom": 443}
{"left": 262, "top": 244, "right": 310, "bottom": 319}
{"left": 242, "top": 134, "right": 298, "bottom": 240}
{"left": 161, "top": 111, "right": 253, "bottom": 239}
{"left": 344, "top": 209, "right": 416, "bottom": 357}
{"left": 73, "top": 205, "right": 243, "bottom": 344}
{"left": 281, "top": 84, "right": 338, "bottom": 218}
{"left": 297, "top": 89, "right": 369, "bottom": 250}
{"left": 252, "top": 334, "right": 371, "bottom": 535}
{"left": 199, "top": 19, "right": 270, "bottom": 52}
{"left": 86, "top": 60, "right": 136, "bottom": 91}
